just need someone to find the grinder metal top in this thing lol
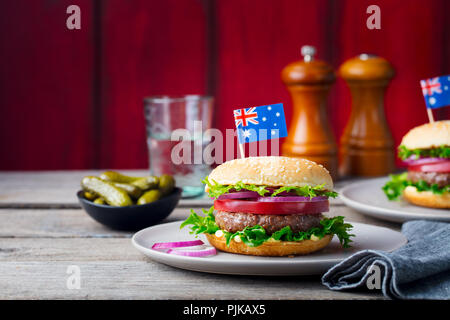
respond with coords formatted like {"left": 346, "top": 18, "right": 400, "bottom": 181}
{"left": 281, "top": 45, "right": 335, "bottom": 85}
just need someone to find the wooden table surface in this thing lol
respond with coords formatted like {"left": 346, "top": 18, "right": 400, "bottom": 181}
{"left": 0, "top": 170, "right": 400, "bottom": 300}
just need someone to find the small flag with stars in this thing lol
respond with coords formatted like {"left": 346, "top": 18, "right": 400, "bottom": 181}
{"left": 420, "top": 75, "right": 450, "bottom": 109}
{"left": 233, "top": 103, "right": 288, "bottom": 144}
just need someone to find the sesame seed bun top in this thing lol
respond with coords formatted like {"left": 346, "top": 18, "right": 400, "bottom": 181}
{"left": 206, "top": 156, "right": 333, "bottom": 191}
{"left": 400, "top": 120, "right": 450, "bottom": 150}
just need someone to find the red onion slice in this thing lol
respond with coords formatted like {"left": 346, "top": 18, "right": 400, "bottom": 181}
{"left": 268, "top": 191, "right": 301, "bottom": 197}
{"left": 263, "top": 188, "right": 298, "bottom": 197}
{"left": 151, "top": 240, "right": 204, "bottom": 250}
{"left": 167, "top": 247, "right": 217, "bottom": 257}
{"left": 216, "top": 190, "right": 329, "bottom": 200}
{"left": 216, "top": 191, "right": 260, "bottom": 200}
{"left": 402, "top": 157, "right": 448, "bottom": 166}
{"left": 257, "top": 196, "right": 328, "bottom": 202}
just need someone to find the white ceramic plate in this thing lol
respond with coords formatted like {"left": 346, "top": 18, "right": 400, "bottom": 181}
{"left": 340, "top": 177, "right": 450, "bottom": 223}
{"left": 132, "top": 221, "right": 406, "bottom": 276}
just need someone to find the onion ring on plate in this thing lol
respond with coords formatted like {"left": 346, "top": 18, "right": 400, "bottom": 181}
{"left": 151, "top": 240, "right": 204, "bottom": 250}
{"left": 167, "top": 247, "right": 217, "bottom": 257}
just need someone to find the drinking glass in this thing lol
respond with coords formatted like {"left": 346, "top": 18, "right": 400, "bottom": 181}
{"left": 144, "top": 95, "right": 214, "bottom": 198}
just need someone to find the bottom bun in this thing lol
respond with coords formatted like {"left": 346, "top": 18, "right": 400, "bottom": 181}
{"left": 205, "top": 233, "right": 333, "bottom": 257}
{"left": 403, "top": 186, "right": 450, "bottom": 209}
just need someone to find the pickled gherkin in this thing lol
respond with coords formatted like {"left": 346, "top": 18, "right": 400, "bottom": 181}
{"left": 112, "top": 182, "right": 143, "bottom": 199}
{"left": 81, "top": 176, "right": 133, "bottom": 207}
{"left": 93, "top": 198, "right": 106, "bottom": 205}
{"left": 158, "top": 174, "right": 175, "bottom": 196}
{"left": 137, "top": 189, "right": 162, "bottom": 205}
{"left": 131, "top": 176, "right": 159, "bottom": 190}
{"left": 100, "top": 171, "right": 142, "bottom": 184}
{"left": 84, "top": 191, "right": 97, "bottom": 201}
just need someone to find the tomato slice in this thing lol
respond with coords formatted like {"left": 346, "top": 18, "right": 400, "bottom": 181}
{"left": 213, "top": 199, "right": 329, "bottom": 215}
{"left": 408, "top": 160, "right": 450, "bottom": 173}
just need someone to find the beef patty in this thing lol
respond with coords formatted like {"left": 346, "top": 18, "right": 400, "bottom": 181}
{"left": 407, "top": 171, "right": 450, "bottom": 188}
{"left": 215, "top": 210, "right": 322, "bottom": 235}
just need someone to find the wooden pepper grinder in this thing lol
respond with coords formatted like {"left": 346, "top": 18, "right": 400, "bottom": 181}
{"left": 339, "top": 54, "right": 395, "bottom": 177}
{"left": 281, "top": 45, "right": 338, "bottom": 179}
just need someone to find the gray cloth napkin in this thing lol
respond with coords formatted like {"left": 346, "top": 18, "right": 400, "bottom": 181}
{"left": 322, "top": 220, "right": 450, "bottom": 299}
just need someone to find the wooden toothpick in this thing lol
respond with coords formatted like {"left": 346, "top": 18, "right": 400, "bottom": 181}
{"left": 239, "top": 143, "right": 245, "bottom": 158}
{"left": 427, "top": 108, "right": 435, "bottom": 123}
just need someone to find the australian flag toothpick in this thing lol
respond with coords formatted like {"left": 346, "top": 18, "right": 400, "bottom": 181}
{"left": 420, "top": 75, "right": 450, "bottom": 110}
{"left": 233, "top": 103, "right": 288, "bottom": 145}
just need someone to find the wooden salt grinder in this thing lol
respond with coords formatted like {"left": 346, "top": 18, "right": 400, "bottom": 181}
{"left": 281, "top": 45, "right": 338, "bottom": 179}
{"left": 339, "top": 54, "right": 395, "bottom": 177}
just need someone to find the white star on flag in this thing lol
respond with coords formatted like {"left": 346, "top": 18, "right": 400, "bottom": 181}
{"left": 242, "top": 130, "right": 252, "bottom": 139}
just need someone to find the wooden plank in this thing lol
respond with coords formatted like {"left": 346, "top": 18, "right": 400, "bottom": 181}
{"left": 0, "top": 0, "right": 96, "bottom": 170}
{"left": 0, "top": 238, "right": 384, "bottom": 300}
{"left": 0, "top": 207, "right": 196, "bottom": 238}
{"left": 0, "top": 261, "right": 383, "bottom": 300}
{"left": 0, "top": 170, "right": 212, "bottom": 207}
{"left": 0, "top": 171, "right": 356, "bottom": 207}
{"left": 0, "top": 238, "right": 139, "bottom": 261}
{"left": 0, "top": 170, "right": 147, "bottom": 207}
{"left": 0, "top": 206, "right": 399, "bottom": 239}
{"left": 0, "top": 209, "right": 131, "bottom": 239}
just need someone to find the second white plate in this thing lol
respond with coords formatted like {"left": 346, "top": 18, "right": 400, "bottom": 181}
{"left": 340, "top": 177, "right": 450, "bottom": 223}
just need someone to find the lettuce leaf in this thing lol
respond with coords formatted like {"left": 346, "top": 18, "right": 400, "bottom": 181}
{"left": 180, "top": 207, "right": 354, "bottom": 248}
{"left": 271, "top": 185, "right": 338, "bottom": 198}
{"left": 180, "top": 206, "right": 219, "bottom": 235}
{"left": 398, "top": 145, "right": 450, "bottom": 160}
{"left": 382, "top": 172, "right": 450, "bottom": 201}
{"left": 202, "top": 177, "right": 338, "bottom": 200}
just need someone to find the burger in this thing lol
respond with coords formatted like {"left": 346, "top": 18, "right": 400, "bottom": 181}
{"left": 383, "top": 120, "right": 450, "bottom": 208}
{"left": 181, "top": 156, "right": 354, "bottom": 256}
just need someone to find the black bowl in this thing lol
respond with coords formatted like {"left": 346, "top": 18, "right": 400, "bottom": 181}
{"left": 77, "top": 187, "right": 182, "bottom": 231}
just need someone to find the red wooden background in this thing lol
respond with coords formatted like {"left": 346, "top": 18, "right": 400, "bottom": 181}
{"left": 0, "top": 0, "right": 449, "bottom": 170}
